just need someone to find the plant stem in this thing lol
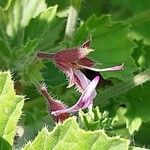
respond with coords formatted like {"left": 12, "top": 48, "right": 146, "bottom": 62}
{"left": 65, "top": 0, "right": 82, "bottom": 38}
{"left": 97, "top": 68, "right": 150, "bottom": 106}
{"left": 37, "top": 52, "right": 54, "bottom": 60}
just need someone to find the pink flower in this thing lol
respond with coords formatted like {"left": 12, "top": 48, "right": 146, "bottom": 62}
{"left": 38, "top": 76, "right": 99, "bottom": 121}
{"left": 37, "top": 40, "right": 123, "bottom": 92}
{"left": 38, "top": 85, "right": 70, "bottom": 122}
{"left": 51, "top": 76, "right": 100, "bottom": 116}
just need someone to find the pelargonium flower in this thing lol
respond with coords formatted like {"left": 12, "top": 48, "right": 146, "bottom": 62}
{"left": 37, "top": 40, "right": 123, "bottom": 92}
{"left": 38, "top": 76, "right": 99, "bottom": 122}
{"left": 51, "top": 76, "right": 100, "bottom": 116}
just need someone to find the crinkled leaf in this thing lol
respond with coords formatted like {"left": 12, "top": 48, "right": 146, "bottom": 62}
{"left": 80, "top": 0, "right": 150, "bottom": 46}
{"left": 95, "top": 68, "right": 150, "bottom": 108}
{"left": 22, "top": 117, "right": 129, "bottom": 150}
{"left": 37, "top": 17, "right": 65, "bottom": 50}
{"left": 111, "top": 106, "right": 131, "bottom": 138}
{"left": 0, "top": 0, "right": 63, "bottom": 84}
{"left": 24, "top": 5, "right": 63, "bottom": 50}
{"left": 128, "top": 11, "right": 150, "bottom": 46}
{"left": 110, "top": 81, "right": 150, "bottom": 135}
{"left": 0, "top": 71, "right": 24, "bottom": 149}
{"left": 110, "top": 0, "right": 150, "bottom": 45}
{"left": 15, "top": 97, "right": 54, "bottom": 148}
{"left": 0, "top": 0, "right": 47, "bottom": 46}
{"left": 132, "top": 40, "right": 150, "bottom": 69}
{"left": 124, "top": 81, "right": 150, "bottom": 133}
{"left": 129, "top": 146, "right": 149, "bottom": 150}
{"left": 94, "top": 69, "right": 150, "bottom": 135}
{"left": 78, "top": 107, "right": 112, "bottom": 132}
{"left": 72, "top": 15, "right": 137, "bottom": 80}
{"left": 138, "top": 44, "right": 150, "bottom": 68}
{"left": 126, "top": 4, "right": 150, "bottom": 45}
{"left": 46, "top": 0, "right": 69, "bottom": 17}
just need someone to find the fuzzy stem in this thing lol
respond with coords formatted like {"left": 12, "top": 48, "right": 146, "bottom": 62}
{"left": 97, "top": 68, "right": 150, "bottom": 106}
{"left": 27, "top": 74, "right": 54, "bottom": 105}
{"left": 37, "top": 84, "right": 54, "bottom": 105}
{"left": 65, "top": 0, "right": 82, "bottom": 38}
{"left": 65, "top": 6, "right": 78, "bottom": 38}
{"left": 37, "top": 52, "right": 55, "bottom": 60}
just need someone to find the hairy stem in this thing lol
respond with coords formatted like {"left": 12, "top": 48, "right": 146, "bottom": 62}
{"left": 97, "top": 68, "right": 150, "bottom": 106}
{"left": 37, "top": 84, "right": 54, "bottom": 104}
{"left": 65, "top": 0, "right": 82, "bottom": 38}
{"left": 37, "top": 52, "right": 54, "bottom": 60}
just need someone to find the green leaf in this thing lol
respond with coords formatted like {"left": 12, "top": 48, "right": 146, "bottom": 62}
{"left": 22, "top": 117, "right": 129, "bottom": 150}
{"left": 80, "top": 0, "right": 150, "bottom": 46}
{"left": 78, "top": 107, "right": 112, "bottom": 132}
{"left": 72, "top": 15, "right": 137, "bottom": 80}
{"left": 129, "top": 146, "right": 149, "bottom": 150}
{"left": 49, "top": 84, "right": 79, "bottom": 107}
{"left": 95, "top": 68, "right": 150, "bottom": 107}
{"left": 134, "top": 123, "right": 150, "bottom": 148}
{"left": 42, "top": 62, "right": 66, "bottom": 86}
{"left": 124, "top": 81, "right": 150, "bottom": 133}
{"left": 46, "top": 0, "right": 70, "bottom": 17}
{"left": 110, "top": 0, "right": 150, "bottom": 45}
{"left": 37, "top": 17, "right": 65, "bottom": 50}
{"left": 138, "top": 44, "right": 150, "bottom": 68}
{"left": 21, "top": 128, "right": 49, "bottom": 150}
{"left": 0, "top": 0, "right": 47, "bottom": 46}
{"left": 94, "top": 69, "right": 150, "bottom": 136}
{"left": 128, "top": 10, "right": 150, "bottom": 46}
{"left": 15, "top": 97, "right": 54, "bottom": 148}
{"left": 0, "top": 0, "right": 63, "bottom": 84}
{"left": 109, "top": 81, "right": 150, "bottom": 135}
{"left": 24, "top": 5, "right": 60, "bottom": 49}
{"left": 0, "top": 71, "right": 24, "bottom": 149}
{"left": 132, "top": 40, "right": 150, "bottom": 69}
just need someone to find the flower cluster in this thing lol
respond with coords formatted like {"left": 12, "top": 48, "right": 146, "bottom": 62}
{"left": 37, "top": 40, "right": 123, "bottom": 122}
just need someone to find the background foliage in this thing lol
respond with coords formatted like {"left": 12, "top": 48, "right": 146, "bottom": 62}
{"left": 0, "top": 0, "right": 150, "bottom": 149}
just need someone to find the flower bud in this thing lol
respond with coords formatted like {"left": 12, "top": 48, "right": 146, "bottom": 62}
{"left": 38, "top": 84, "right": 70, "bottom": 122}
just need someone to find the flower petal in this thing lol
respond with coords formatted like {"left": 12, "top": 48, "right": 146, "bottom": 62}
{"left": 73, "top": 69, "right": 91, "bottom": 92}
{"left": 66, "top": 68, "right": 76, "bottom": 88}
{"left": 51, "top": 76, "right": 100, "bottom": 116}
{"left": 78, "top": 57, "right": 94, "bottom": 67}
{"left": 77, "top": 63, "right": 124, "bottom": 72}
